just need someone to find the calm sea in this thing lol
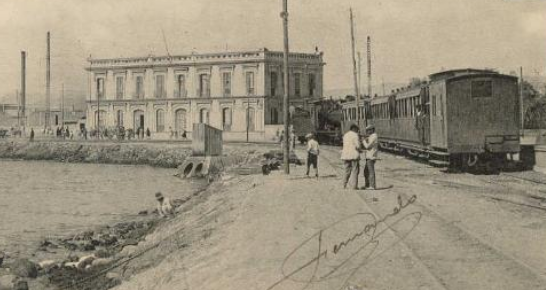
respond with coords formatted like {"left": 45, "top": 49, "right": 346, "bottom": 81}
{"left": 0, "top": 160, "right": 204, "bottom": 255}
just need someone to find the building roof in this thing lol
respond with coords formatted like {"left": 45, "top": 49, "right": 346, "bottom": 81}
{"left": 87, "top": 48, "right": 325, "bottom": 70}
{"left": 429, "top": 68, "right": 498, "bottom": 81}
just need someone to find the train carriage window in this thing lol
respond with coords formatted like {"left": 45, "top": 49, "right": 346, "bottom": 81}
{"left": 431, "top": 95, "right": 436, "bottom": 116}
{"left": 471, "top": 80, "right": 493, "bottom": 98}
{"left": 410, "top": 97, "right": 413, "bottom": 118}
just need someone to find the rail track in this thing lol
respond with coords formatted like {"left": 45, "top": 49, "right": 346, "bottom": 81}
{"left": 317, "top": 147, "right": 546, "bottom": 290}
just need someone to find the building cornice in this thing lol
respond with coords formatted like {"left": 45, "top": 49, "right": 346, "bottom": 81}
{"left": 85, "top": 49, "right": 324, "bottom": 71}
{"left": 86, "top": 96, "right": 267, "bottom": 104}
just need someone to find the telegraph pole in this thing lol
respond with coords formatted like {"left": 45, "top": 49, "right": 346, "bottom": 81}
{"left": 20, "top": 51, "right": 26, "bottom": 129}
{"left": 358, "top": 52, "right": 362, "bottom": 96}
{"left": 350, "top": 8, "right": 360, "bottom": 125}
{"left": 46, "top": 32, "right": 51, "bottom": 129}
{"left": 281, "top": 0, "right": 290, "bottom": 174}
{"left": 520, "top": 67, "right": 524, "bottom": 131}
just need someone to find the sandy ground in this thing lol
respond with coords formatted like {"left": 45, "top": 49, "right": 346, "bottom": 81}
{"left": 105, "top": 146, "right": 546, "bottom": 290}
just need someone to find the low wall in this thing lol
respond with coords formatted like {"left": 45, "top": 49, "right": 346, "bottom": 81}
{"left": 0, "top": 141, "right": 273, "bottom": 169}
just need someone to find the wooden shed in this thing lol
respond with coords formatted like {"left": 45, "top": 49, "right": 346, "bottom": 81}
{"left": 192, "top": 123, "right": 223, "bottom": 156}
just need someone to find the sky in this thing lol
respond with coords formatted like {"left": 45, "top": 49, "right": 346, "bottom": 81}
{"left": 0, "top": 0, "right": 545, "bottom": 106}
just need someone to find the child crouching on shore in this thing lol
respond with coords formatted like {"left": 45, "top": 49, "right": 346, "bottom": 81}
{"left": 155, "top": 192, "right": 174, "bottom": 218}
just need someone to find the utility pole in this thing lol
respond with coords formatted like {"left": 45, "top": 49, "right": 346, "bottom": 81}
{"left": 20, "top": 51, "right": 26, "bottom": 129}
{"left": 350, "top": 8, "right": 361, "bottom": 126}
{"left": 246, "top": 93, "right": 250, "bottom": 143}
{"left": 281, "top": 0, "right": 290, "bottom": 174}
{"left": 97, "top": 75, "right": 101, "bottom": 139}
{"left": 46, "top": 32, "right": 51, "bottom": 129}
{"left": 520, "top": 67, "right": 524, "bottom": 132}
{"left": 358, "top": 52, "right": 362, "bottom": 96}
{"left": 367, "top": 36, "right": 372, "bottom": 98}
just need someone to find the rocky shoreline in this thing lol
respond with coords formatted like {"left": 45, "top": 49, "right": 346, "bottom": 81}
{"left": 0, "top": 194, "right": 198, "bottom": 290}
{"left": 0, "top": 141, "right": 276, "bottom": 290}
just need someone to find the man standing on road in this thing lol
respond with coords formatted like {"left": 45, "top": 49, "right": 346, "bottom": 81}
{"left": 305, "top": 133, "right": 319, "bottom": 178}
{"left": 362, "top": 125, "right": 378, "bottom": 190}
{"left": 341, "top": 124, "right": 361, "bottom": 189}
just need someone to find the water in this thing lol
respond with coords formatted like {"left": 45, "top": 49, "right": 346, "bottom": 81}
{"left": 0, "top": 160, "right": 205, "bottom": 254}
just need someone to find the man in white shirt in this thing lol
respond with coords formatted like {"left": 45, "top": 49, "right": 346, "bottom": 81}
{"left": 305, "top": 133, "right": 320, "bottom": 178}
{"left": 362, "top": 125, "right": 378, "bottom": 190}
{"left": 341, "top": 124, "right": 361, "bottom": 189}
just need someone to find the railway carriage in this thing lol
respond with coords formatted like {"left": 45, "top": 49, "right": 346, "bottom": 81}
{"left": 342, "top": 69, "right": 521, "bottom": 170}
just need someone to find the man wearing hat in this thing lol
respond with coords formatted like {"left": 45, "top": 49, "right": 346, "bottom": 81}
{"left": 362, "top": 125, "right": 378, "bottom": 190}
{"left": 341, "top": 124, "right": 361, "bottom": 189}
{"left": 155, "top": 192, "right": 174, "bottom": 218}
{"left": 305, "top": 133, "right": 319, "bottom": 177}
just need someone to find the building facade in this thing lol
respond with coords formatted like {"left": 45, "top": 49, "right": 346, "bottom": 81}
{"left": 86, "top": 48, "right": 324, "bottom": 141}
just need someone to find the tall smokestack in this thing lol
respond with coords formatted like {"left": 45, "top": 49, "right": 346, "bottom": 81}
{"left": 367, "top": 36, "right": 372, "bottom": 98}
{"left": 20, "top": 51, "right": 26, "bottom": 127}
{"left": 46, "top": 31, "right": 51, "bottom": 128}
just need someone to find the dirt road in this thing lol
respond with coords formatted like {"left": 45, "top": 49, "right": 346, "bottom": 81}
{"left": 111, "top": 146, "right": 546, "bottom": 290}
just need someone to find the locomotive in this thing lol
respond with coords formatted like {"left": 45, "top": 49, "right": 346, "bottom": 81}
{"left": 341, "top": 69, "right": 521, "bottom": 170}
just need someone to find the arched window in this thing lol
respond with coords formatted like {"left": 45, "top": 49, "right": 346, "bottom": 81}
{"left": 200, "top": 108, "right": 209, "bottom": 124}
{"left": 247, "top": 107, "right": 256, "bottom": 132}
{"left": 222, "top": 108, "right": 232, "bottom": 131}
{"left": 115, "top": 110, "right": 124, "bottom": 127}
{"left": 175, "top": 109, "right": 187, "bottom": 133}
{"left": 133, "top": 110, "right": 144, "bottom": 130}
{"left": 156, "top": 109, "right": 165, "bottom": 132}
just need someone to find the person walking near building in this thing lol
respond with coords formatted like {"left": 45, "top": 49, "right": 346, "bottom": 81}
{"left": 362, "top": 125, "right": 379, "bottom": 190}
{"left": 29, "top": 128, "right": 34, "bottom": 142}
{"left": 146, "top": 128, "right": 151, "bottom": 140}
{"left": 305, "top": 133, "right": 319, "bottom": 178}
{"left": 341, "top": 124, "right": 361, "bottom": 189}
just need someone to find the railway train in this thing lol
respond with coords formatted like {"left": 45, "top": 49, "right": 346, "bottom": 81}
{"left": 340, "top": 69, "right": 521, "bottom": 171}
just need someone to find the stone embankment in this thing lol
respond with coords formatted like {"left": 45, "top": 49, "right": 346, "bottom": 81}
{"left": 0, "top": 141, "right": 274, "bottom": 169}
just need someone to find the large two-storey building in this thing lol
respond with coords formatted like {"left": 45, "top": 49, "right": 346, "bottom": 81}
{"left": 86, "top": 48, "right": 324, "bottom": 141}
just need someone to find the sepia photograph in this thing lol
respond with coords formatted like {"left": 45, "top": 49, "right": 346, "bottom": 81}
{"left": 0, "top": 0, "right": 545, "bottom": 289}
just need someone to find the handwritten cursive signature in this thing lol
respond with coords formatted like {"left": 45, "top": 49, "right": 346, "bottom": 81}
{"left": 267, "top": 194, "right": 421, "bottom": 290}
